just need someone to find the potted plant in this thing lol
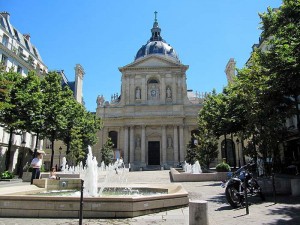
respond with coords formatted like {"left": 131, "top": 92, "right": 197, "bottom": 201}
{"left": 0, "top": 171, "right": 14, "bottom": 180}
{"left": 22, "top": 162, "right": 33, "bottom": 182}
{"left": 216, "top": 162, "right": 231, "bottom": 172}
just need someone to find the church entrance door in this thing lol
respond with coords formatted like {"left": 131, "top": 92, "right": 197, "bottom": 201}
{"left": 148, "top": 141, "right": 160, "bottom": 165}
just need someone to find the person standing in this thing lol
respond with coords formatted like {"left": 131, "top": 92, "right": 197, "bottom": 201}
{"left": 30, "top": 153, "right": 43, "bottom": 184}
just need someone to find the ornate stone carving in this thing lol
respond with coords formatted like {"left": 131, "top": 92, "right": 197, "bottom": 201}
{"left": 166, "top": 86, "right": 172, "bottom": 99}
{"left": 96, "top": 95, "right": 104, "bottom": 107}
{"left": 135, "top": 87, "right": 141, "bottom": 100}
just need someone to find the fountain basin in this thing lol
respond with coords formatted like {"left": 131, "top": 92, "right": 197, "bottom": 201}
{"left": 0, "top": 180, "right": 188, "bottom": 218}
{"left": 170, "top": 168, "right": 228, "bottom": 182}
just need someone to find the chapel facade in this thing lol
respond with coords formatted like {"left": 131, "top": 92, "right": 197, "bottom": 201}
{"left": 95, "top": 15, "right": 205, "bottom": 170}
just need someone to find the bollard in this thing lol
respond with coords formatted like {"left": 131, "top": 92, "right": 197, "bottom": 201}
{"left": 291, "top": 179, "right": 300, "bottom": 196}
{"left": 189, "top": 200, "right": 208, "bottom": 225}
{"left": 79, "top": 179, "right": 84, "bottom": 225}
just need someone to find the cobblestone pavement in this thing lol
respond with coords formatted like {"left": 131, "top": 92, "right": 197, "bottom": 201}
{"left": 0, "top": 171, "right": 300, "bottom": 225}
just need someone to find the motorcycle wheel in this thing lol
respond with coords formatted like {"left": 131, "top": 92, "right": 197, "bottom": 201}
{"left": 225, "top": 184, "right": 242, "bottom": 208}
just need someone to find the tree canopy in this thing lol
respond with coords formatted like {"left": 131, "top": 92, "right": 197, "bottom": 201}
{"left": 0, "top": 69, "right": 102, "bottom": 170}
{"left": 196, "top": 1, "right": 300, "bottom": 170}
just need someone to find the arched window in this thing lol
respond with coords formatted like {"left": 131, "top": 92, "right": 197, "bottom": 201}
{"left": 108, "top": 131, "right": 118, "bottom": 149}
{"left": 148, "top": 79, "right": 158, "bottom": 84}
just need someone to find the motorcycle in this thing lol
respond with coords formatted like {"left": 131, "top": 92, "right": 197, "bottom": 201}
{"left": 222, "top": 163, "right": 265, "bottom": 208}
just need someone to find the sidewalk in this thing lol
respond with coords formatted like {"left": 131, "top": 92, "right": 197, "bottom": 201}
{"left": 0, "top": 170, "right": 300, "bottom": 225}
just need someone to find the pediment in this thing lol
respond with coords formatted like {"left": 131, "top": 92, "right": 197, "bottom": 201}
{"left": 120, "top": 55, "right": 182, "bottom": 70}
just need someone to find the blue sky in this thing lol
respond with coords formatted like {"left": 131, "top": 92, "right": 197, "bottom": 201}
{"left": 2, "top": 0, "right": 282, "bottom": 112}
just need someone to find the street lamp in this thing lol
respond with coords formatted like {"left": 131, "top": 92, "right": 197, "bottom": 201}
{"left": 193, "top": 139, "right": 198, "bottom": 146}
{"left": 58, "top": 146, "right": 62, "bottom": 171}
{"left": 236, "top": 138, "right": 241, "bottom": 168}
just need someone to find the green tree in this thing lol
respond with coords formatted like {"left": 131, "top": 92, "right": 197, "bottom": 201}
{"left": 15, "top": 71, "right": 43, "bottom": 157}
{"left": 0, "top": 69, "right": 23, "bottom": 171}
{"left": 0, "top": 72, "right": 12, "bottom": 112}
{"left": 67, "top": 126, "right": 84, "bottom": 165}
{"left": 80, "top": 111, "right": 102, "bottom": 150}
{"left": 195, "top": 127, "right": 219, "bottom": 169}
{"left": 101, "top": 137, "right": 114, "bottom": 166}
{"left": 185, "top": 141, "right": 198, "bottom": 165}
{"left": 65, "top": 108, "right": 102, "bottom": 165}
{"left": 40, "top": 72, "right": 68, "bottom": 168}
{"left": 259, "top": 0, "right": 300, "bottom": 129}
{"left": 59, "top": 87, "right": 84, "bottom": 156}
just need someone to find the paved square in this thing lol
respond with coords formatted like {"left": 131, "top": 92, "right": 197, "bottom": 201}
{"left": 0, "top": 170, "right": 299, "bottom": 225}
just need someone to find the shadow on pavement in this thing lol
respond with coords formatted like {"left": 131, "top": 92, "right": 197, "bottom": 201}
{"left": 266, "top": 206, "right": 300, "bottom": 225}
{"left": 201, "top": 182, "right": 223, "bottom": 187}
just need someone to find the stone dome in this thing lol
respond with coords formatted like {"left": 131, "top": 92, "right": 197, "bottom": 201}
{"left": 134, "top": 13, "right": 179, "bottom": 62}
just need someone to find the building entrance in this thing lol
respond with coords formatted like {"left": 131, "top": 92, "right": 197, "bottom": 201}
{"left": 148, "top": 141, "right": 160, "bottom": 165}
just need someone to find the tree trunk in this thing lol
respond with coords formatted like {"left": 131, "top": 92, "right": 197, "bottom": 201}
{"left": 294, "top": 94, "right": 300, "bottom": 131}
{"left": 241, "top": 137, "right": 246, "bottom": 165}
{"left": 33, "top": 132, "right": 39, "bottom": 158}
{"left": 231, "top": 133, "right": 236, "bottom": 168}
{"left": 50, "top": 133, "right": 55, "bottom": 169}
{"left": 224, "top": 134, "right": 227, "bottom": 163}
{"left": 66, "top": 140, "right": 70, "bottom": 155}
{"left": 50, "top": 140, "right": 55, "bottom": 169}
{"left": 5, "top": 128, "right": 13, "bottom": 171}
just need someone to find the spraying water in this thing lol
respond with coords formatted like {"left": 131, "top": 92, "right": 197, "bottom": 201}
{"left": 83, "top": 146, "right": 98, "bottom": 197}
{"left": 184, "top": 161, "right": 202, "bottom": 174}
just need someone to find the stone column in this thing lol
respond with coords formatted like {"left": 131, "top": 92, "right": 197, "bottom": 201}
{"left": 123, "top": 127, "right": 129, "bottom": 163}
{"left": 130, "top": 77, "right": 135, "bottom": 104}
{"left": 179, "top": 126, "right": 184, "bottom": 162}
{"left": 142, "top": 76, "right": 146, "bottom": 103}
{"left": 141, "top": 125, "right": 146, "bottom": 164}
{"left": 189, "top": 200, "right": 208, "bottom": 225}
{"left": 125, "top": 75, "right": 129, "bottom": 105}
{"left": 172, "top": 75, "right": 177, "bottom": 104}
{"left": 173, "top": 126, "right": 178, "bottom": 163}
{"left": 162, "top": 125, "right": 167, "bottom": 165}
{"left": 161, "top": 76, "right": 165, "bottom": 103}
{"left": 129, "top": 126, "right": 135, "bottom": 163}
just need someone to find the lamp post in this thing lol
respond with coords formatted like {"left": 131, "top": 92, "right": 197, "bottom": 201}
{"left": 193, "top": 139, "right": 198, "bottom": 146}
{"left": 236, "top": 138, "right": 241, "bottom": 168}
{"left": 58, "top": 146, "right": 62, "bottom": 171}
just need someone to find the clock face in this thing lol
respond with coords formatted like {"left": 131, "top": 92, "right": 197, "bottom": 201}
{"left": 151, "top": 89, "right": 156, "bottom": 97}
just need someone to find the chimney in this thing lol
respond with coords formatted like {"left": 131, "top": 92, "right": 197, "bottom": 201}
{"left": 0, "top": 12, "right": 10, "bottom": 21}
{"left": 23, "top": 34, "right": 31, "bottom": 41}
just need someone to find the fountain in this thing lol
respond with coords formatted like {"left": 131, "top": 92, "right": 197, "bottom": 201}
{"left": 184, "top": 161, "right": 202, "bottom": 174}
{"left": 0, "top": 146, "right": 188, "bottom": 218}
{"left": 171, "top": 160, "right": 228, "bottom": 182}
{"left": 83, "top": 146, "right": 98, "bottom": 197}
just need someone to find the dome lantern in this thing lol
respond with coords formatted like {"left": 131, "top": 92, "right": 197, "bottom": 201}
{"left": 134, "top": 12, "right": 180, "bottom": 62}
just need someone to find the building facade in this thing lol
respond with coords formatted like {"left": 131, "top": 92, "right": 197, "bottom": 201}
{"left": 0, "top": 12, "right": 47, "bottom": 173}
{"left": 0, "top": 12, "right": 85, "bottom": 173}
{"left": 95, "top": 17, "right": 206, "bottom": 170}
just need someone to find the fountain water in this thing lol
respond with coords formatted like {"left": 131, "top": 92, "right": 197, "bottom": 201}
{"left": 0, "top": 145, "right": 189, "bottom": 218}
{"left": 184, "top": 160, "right": 202, "bottom": 174}
{"left": 83, "top": 146, "right": 98, "bottom": 197}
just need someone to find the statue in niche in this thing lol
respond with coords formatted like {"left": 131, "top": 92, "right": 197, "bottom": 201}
{"left": 166, "top": 87, "right": 172, "bottom": 99}
{"left": 167, "top": 137, "right": 172, "bottom": 148}
{"left": 135, "top": 88, "right": 141, "bottom": 100}
{"left": 96, "top": 95, "right": 104, "bottom": 107}
{"left": 136, "top": 136, "right": 141, "bottom": 148}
